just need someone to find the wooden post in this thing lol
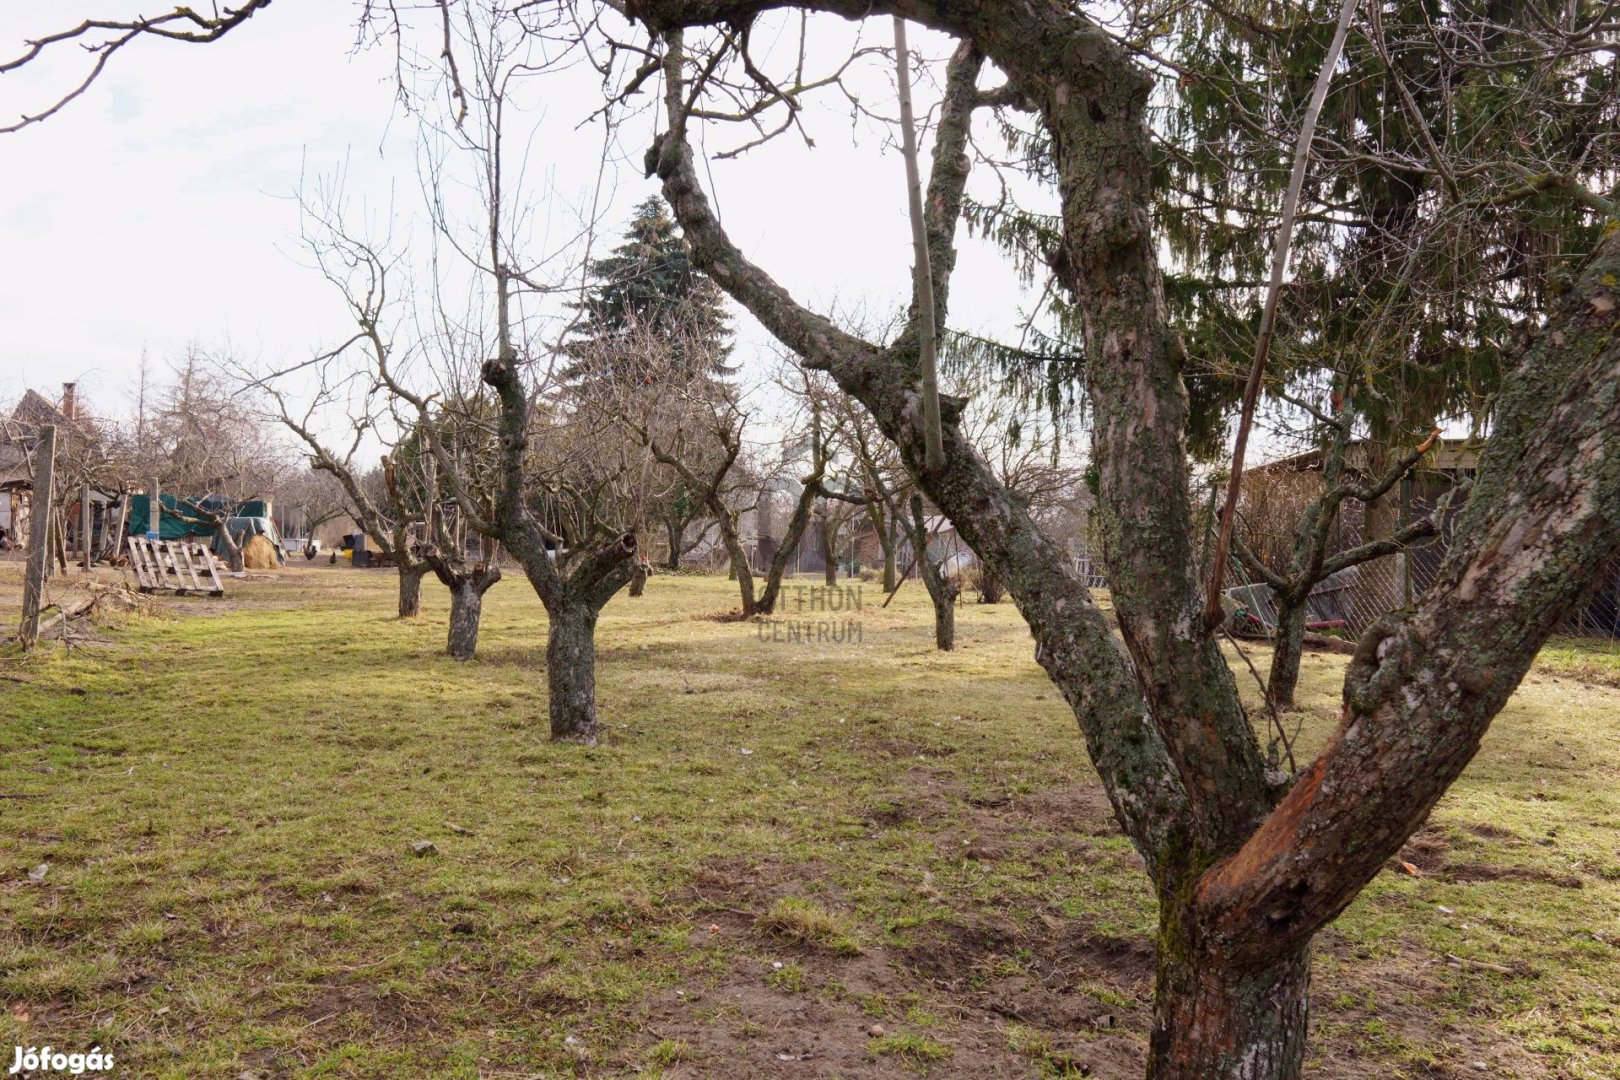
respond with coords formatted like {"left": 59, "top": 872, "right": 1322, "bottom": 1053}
{"left": 53, "top": 508, "right": 68, "bottom": 575}
{"left": 43, "top": 504, "right": 55, "bottom": 580}
{"left": 81, "top": 481, "right": 92, "bottom": 572}
{"left": 111, "top": 489, "right": 130, "bottom": 561}
{"left": 147, "top": 478, "right": 161, "bottom": 539}
{"left": 19, "top": 425, "right": 56, "bottom": 648}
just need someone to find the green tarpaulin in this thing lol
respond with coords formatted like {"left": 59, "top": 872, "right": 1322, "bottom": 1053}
{"left": 126, "top": 493, "right": 220, "bottom": 541}
{"left": 125, "top": 494, "right": 286, "bottom": 565}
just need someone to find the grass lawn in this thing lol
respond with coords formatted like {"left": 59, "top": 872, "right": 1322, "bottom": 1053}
{"left": 1, "top": 562, "right": 1617, "bottom": 1078}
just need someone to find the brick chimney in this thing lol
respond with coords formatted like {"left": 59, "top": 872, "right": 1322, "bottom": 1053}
{"left": 60, "top": 382, "right": 77, "bottom": 421}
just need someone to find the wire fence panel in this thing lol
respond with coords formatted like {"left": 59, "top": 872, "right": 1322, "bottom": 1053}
{"left": 1072, "top": 536, "right": 1619, "bottom": 643}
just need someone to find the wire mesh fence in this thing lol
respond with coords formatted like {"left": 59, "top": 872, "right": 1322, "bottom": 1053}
{"left": 1072, "top": 519, "right": 1620, "bottom": 644}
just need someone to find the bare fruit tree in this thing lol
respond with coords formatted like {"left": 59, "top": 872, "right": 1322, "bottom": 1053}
{"left": 400, "top": 4, "right": 653, "bottom": 741}
{"left": 7, "top": 2, "right": 1620, "bottom": 1075}
{"left": 608, "top": 325, "right": 759, "bottom": 612}
{"left": 255, "top": 370, "right": 434, "bottom": 623}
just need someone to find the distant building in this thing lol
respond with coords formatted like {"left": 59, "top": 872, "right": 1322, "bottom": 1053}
{"left": 1, "top": 384, "right": 115, "bottom": 554}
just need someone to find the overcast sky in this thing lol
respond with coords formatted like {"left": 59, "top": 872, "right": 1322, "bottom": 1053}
{"left": 0, "top": 2, "right": 1047, "bottom": 443}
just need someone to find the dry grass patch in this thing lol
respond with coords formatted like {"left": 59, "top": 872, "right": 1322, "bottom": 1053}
{"left": 757, "top": 897, "right": 863, "bottom": 956}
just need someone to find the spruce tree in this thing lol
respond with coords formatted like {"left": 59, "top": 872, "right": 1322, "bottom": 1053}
{"left": 565, "top": 196, "right": 734, "bottom": 390}
{"left": 951, "top": 1, "right": 1617, "bottom": 454}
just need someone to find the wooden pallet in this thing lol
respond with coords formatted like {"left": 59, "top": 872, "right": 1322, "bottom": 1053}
{"left": 126, "top": 537, "right": 225, "bottom": 596}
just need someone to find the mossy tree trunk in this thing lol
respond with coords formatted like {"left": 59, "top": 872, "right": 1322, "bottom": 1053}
{"left": 1265, "top": 595, "right": 1308, "bottom": 708}
{"left": 545, "top": 600, "right": 601, "bottom": 743}
{"left": 1149, "top": 906, "right": 1310, "bottom": 1079}
{"left": 397, "top": 562, "right": 427, "bottom": 619}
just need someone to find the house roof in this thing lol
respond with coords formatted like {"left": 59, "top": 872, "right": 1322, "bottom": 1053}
{"left": 2, "top": 387, "right": 104, "bottom": 489}
{"left": 8, "top": 388, "right": 74, "bottom": 431}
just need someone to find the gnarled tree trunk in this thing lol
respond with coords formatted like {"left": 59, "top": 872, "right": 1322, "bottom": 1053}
{"left": 1265, "top": 596, "right": 1308, "bottom": 708}
{"left": 498, "top": 532, "right": 637, "bottom": 744}
{"left": 436, "top": 560, "right": 501, "bottom": 660}
{"left": 546, "top": 601, "right": 600, "bottom": 744}
{"left": 397, "top": 562, "right": 427, "bottom": 618}
{"left": 447, "top": 580, "right": 485, "bottom": 658}
{"left": 1149, "top": 915, "right": 1310, "bottom": 1079}
{"left": 910, "top": 493, "right": 957, "bottom": 650}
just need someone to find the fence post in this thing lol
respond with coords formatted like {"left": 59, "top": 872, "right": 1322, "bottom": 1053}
{"left": 19, "top": 425, "right": 57, "bottom": 648}
{"left": 81, "top": 481, "right": 92, "bottom": 572}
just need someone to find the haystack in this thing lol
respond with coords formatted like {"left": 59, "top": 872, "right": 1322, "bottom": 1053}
{"left": 241, "top": 533, "right": 279, "bottom": 570}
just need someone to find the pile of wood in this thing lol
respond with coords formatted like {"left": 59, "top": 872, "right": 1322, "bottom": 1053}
{"left": 6, "top": 581, "right": 154, "bottom": 647}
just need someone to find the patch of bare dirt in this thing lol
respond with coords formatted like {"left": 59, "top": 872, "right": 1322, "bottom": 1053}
{"left": 283, "top": 971, "right": 439, "bottom": 1033}
{"left": 1443, "top": 862, "right": 1584, "bottom": 888}
{"left": 692, "top": 608, "right": 750, "bottom": 623}
{"left": 1394, "top": 825, "right": 1453, "bottom": 875}
{"left": 684, "top": 854, "right": 836, "bottom": 911}
{"left": 636, "top": 915, "right": 1149, "bottom": 1080}
{"left": 1309, "top": 941, "right": 1556, "bottom": 1078}
{"left": 634, "top": 962, "right": 1009, "bottom": 1078}
{"left": 1018, "top": 782, "right": 1120, "bottom": 837}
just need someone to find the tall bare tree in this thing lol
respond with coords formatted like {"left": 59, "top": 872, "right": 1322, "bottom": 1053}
{"left": 401, "top": 4, "right": 648, "bottom": 740}
{"left": 261, "top": 379, "right": 434, "bottom": 622}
